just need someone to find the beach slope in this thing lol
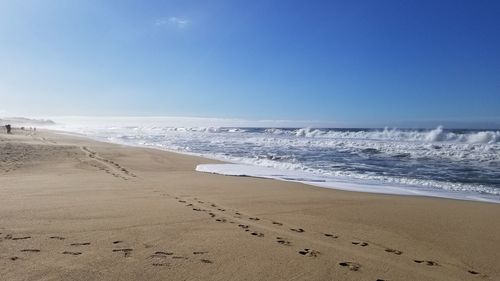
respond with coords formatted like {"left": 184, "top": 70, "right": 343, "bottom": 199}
{"left": 1, "top": 130, "right": 499, "bottom": 280}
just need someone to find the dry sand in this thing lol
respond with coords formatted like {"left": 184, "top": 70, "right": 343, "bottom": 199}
{"left": 0, "top": 129, "right": 499, "bottom": 281}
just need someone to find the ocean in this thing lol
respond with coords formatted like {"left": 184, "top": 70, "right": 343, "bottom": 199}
{"left": 52, "top": 120, "right": 500, "bottom": 203}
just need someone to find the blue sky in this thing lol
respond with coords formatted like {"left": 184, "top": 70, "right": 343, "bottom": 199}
{"left": 0, "top": 0, "right": 499, "bottom": 127}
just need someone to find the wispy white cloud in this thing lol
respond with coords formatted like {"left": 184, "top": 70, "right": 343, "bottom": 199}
{"left": 155, "top": 17, "right": 190, "bottom": 29}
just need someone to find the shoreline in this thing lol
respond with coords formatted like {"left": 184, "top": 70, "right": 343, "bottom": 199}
{"left": 52, "top": 128, "right": 500, "bottom": 204}
{"left": 1, "top": 129, "right": 499, "bottom": 280}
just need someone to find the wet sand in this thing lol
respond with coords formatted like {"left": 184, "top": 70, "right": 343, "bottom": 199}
{"left": 0, "top": 129, "right": 499, "bottom": 280}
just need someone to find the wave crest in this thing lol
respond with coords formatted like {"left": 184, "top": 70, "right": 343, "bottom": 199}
{"left": 290, "top": 126, "right": 499, "bottom": 144}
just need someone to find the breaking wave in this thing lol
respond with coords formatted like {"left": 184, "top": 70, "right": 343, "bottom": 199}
{"left": 286, "top": 126, "right": 500, "bottom": 144}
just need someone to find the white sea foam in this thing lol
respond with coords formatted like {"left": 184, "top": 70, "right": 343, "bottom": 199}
{"left": 195, "top": 164, "right": 500, "bottom": 203}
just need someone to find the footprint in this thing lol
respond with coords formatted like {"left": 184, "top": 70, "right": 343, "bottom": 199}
{"left": 50, "top": 236, "right": 65, "bottom": 240}
{"left": 178, "top": 200, "right": 186, "bottom": 203}
{"left": 339, "top": 261, "right": 361, "bottom": 271}
{"left": 193, "top": 251, "right": 208, "bottom": 255}
{"left": 211, "top": 204, "right": 217, "bottom": 207}
{"left": 385, "top": 248, "right": 402, "bottom": 255}
{"left": 468, "top": 270, "right": 480, "bottom": 275}
{"left": 249, "top": 217, "right": 260, "bottom": 221}
{"left": 290, "top": 228, "right": 305, "bottom": 233}
{"left": 112, "top": 248, "right": 133, "bottom": 257}
{"left": 235, "top": 212, "right": 242, "bottom": 216}
{"left": 151, "top": 251, "right": 174, "bottom": 258}
{"left": 352, "top": 241, "right": 368, "bottom": 247}
{"left": 215, "top": 218, "right": 227, "bottom": 223}
{"left": 217, "top": 208, "right": 226, "bottom": 212}
{"left": 62, "top": 251, "right": 82, "bottom": 256}
{"left": 251, "top": 232, "right": 264, "bottom": 237}
{"left": 10, "top": 257, "right": 19, "bottom": 261}
{"left": 200, "top": 259, "right": 213, "bottom": 264}
{"left": 298, "top": 248, "right": 320, "bottom": 257}
{"left": 324, "top": 233, "right": 339, "bottom": 238}
{"left": 20, "top": 249, "right": 40, "bottom": 253}
{"left": 238, "top": 224, "right": 249, "bottom": 229}
{"left": 172, "top": 256, "right": 189, "bottom": 260}
{"left": 208, "top": 212, "right": 216, "bottom": 218}
{"left": 152, "top": 263, "right": 169, "bottom": 267}
{"left": 12, "top": 236, "right": 31, "bottom": 240}
{"left": 272, "top": 221, "right": 283, "bottom": 226}
{"left": 414, "top": 260, "right": 439, "bottom": 266}
{"left": 71, "top": 242, "right": 91, "bottom": 246}
{"left": 276, "top": 237, "right": 291, "bottom": 246}
{"left": 112, "top": 240, "right": 123, "bottom": 244}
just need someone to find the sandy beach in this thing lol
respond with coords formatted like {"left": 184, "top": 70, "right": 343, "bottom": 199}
{"left": 0, "top": 129, "right": 499, "bottom": 281}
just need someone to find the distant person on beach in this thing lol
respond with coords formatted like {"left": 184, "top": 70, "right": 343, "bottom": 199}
{"left": 5, "top": 124, "right": 12, "bottom": 134}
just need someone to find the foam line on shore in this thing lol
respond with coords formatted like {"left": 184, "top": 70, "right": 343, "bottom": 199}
{"left": 196, "top": 164, "right": 500, "bottom": 203}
